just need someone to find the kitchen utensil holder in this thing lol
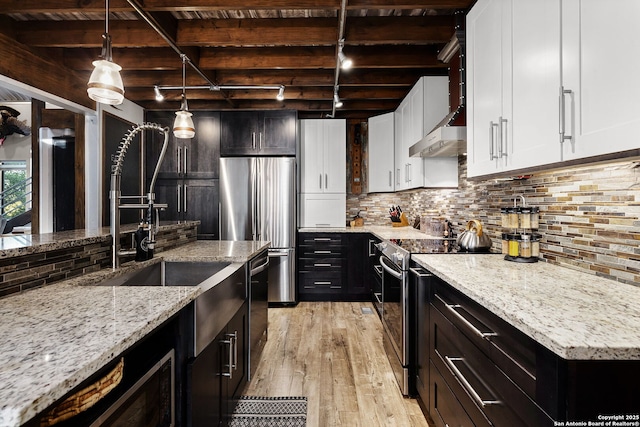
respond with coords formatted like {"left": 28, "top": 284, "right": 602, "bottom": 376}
{"left": 502, "top": 195, "right": 539, "bottom": 263}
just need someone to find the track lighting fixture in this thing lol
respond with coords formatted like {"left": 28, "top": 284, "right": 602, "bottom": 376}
{"left": 154, "top": 85, "right": 164, "bottom": 101}
{"left": 333, "top": 88, "right": 343, "bottom": 108}
{"left": 277, "top": 85, "right": 285, "bottom": 101}
{"left": 173, "top": 55, "right": 195, "bottom": 139}
{"left": 338, "top": 39, "right": 353, "bottom": 70}
{"left": 87, "top": 0, "right": 124, "bottom": 105}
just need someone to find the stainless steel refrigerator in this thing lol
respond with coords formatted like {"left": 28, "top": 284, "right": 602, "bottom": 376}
{"left": 219, "top": 157, "right": 296, "bottom": 303}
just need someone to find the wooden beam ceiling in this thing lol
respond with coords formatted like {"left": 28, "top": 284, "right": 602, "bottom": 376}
{"left": 0, "top": 0, "right": 474, "bottom": 119}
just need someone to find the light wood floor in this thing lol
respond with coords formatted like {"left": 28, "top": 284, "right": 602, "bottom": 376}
{"left": 242, "top": 302, "right": 431, "bottom": 427}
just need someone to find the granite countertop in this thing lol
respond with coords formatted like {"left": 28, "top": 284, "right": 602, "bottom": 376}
{"left": 299, "top": 225, "right": 433, "bottom": 240}
{"left": 0, "top": 239, "right": 268, "bottom": 427}
{"left": 412, "top": 254, "right": 640, "bottom": 361}
{"left": 0, "top": 221, "right": 200, "bottom": 260}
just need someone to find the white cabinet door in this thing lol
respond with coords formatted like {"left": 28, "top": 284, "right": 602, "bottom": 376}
{"left": 300, "top": 120, "right": 324, "bottom": 193}
{"left": 509, "top": 0, "right": 561, "bottom": 170}
{"left": 368, "top": 112, "right": 395, "bottom": 192}
{"left": 299, "top": 193, "right": 346, "bottom": 228}
{"left": 300, "top": 119, "right": 346, "bottom": 193}
{"left": 323, "top": 119, "right": 347, "bottom": 193}
{"left": 394, "top": 105, "right": 407, "bottom": 191}
{"left": 467, "top": 0, "right": 509, "bottom": 177}
{"left": 422, "top": 75, "right": 454, "bottom": 187}
{"left": 561, "top": 0, "right": 640, "bottom": 160}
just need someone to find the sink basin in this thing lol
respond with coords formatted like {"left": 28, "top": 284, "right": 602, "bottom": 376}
{"left": 99, "top": 261, "right": 232, "bottom": 287}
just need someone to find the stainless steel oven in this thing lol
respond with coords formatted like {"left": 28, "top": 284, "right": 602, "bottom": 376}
{"left": 376, "top": 240, "right": 412, "bottom": 395}
{"left": 376, "top": 238, "right": 461, "bottom": 397}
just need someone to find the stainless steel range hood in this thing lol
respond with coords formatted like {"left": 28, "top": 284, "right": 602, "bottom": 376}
{"left": 410, "top": 106, "right": 466, "bottom": 157}
{"left": 410, "top": 16, "right": 466, "bottom": 158}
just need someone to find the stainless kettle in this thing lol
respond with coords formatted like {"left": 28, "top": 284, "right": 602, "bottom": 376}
{"left": 457, "top": 219, "right": 492, "bottom": 252}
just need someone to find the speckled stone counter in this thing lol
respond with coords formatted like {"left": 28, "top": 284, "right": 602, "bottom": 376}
{"left": 299, "top": 225, "right": 432, "bottom": 240}
{"left": 412, "top": 254, "right": 640, "bottom": 361}
{"left": 0, "top": 239, "right": 268, "bottom": 427}
{"left": 0, "top": 221, "right": 199, "bottom": 260}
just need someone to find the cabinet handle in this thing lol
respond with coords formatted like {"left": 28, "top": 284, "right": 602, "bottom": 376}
{"left": 444, "top": 356, "right": 501, "bottom": 407}
{"left": 559, "top": 86, "right": 573, "bottom": 148}
{"left": 177, "top": 186, "right": 181, "bottom": 213}
{"left": 409, "top": 267, "right": 432, "bottom": 278}
{"left": 499, "top": 117, "right": 508, "bottom": 159}
{"left": 177, "top": 146, "right": 182, "bottom": 174}
{"left": 259, "top": 132, "right": 263, "bottom": 150}
{"left": 314, "top": 263, "right": 332, "bottom": 267}
{"left": 314, "top": 281, "right": 332, "bottom": 285}
{"left": 220, "top": 337, "right": 233, "bottom": 378}
{"left": 314, "top": 237, "right": 332, "bottom": 241}
{"left": 319, "top": 173, "right": 323, "bottom": 189}
{"left": 489, "top": 121, "right": 499, "bottom": 160}
{"left": 230, "top": 331, "right": 238, "bottom": 370}
{"left": 368, "top": 239, "right": 377, "bottom": 257}
{"left": 408, "top": 163, "right": 412, "bottom": 182}
{"left": 183, "top": 185, "right": 188, "bottom": 213}
{"left": 434, "top": 294, "right": 498, "bottom": 340}
{"left": 183, "top": 146, "right": 188, "bottom": 172}
{"left": 325, "top": 173, "right": 328, "bottom": 189}
{"left": 396, "top": 168, "right": 400, "bottom": 185}
{"left": 388, "top": 171, "right": 392, "bottom": 187}
{"left": 314, "top": 250, "right": 332, "bottom": 254}
{"left": 252, "top": 132, "right": 256, "bottom": 150}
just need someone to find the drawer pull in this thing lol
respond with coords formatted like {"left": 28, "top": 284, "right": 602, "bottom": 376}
{"left": 444, "top": 356, "right": 501, "bottom": 408}
{"left": 410, "top": 267, "right": 433, "bottom": 278}
{"left": 314, "top": 281, "right": 332, "bottom": 285}
{"left": 314, "top": 250, "right": 332, "bottom": 254}
{"left": 314, "top": 238, "right": 332, "bottom": 242}
{"left": 435, "top": 294, "right": 498, "bottom": 340}
{"left": 314, "top": 263, "right": 332, "bottom": 267}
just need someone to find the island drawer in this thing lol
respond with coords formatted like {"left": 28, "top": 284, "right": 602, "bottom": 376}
{"left": 430, "top": 306, "right": 554, "bottom": 427}
{"left": 431, "top": 278, "right": 537, "bottom": 400}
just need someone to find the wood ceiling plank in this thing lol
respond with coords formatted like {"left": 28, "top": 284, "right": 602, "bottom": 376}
{"left": 346, "top": 16, "right": 455, "bottom": 44}
{"left": 346, "top": 0, "right": 474, "bottom": 9}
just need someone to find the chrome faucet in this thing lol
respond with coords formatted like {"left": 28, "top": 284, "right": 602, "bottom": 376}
{"left": 110, "top": 122, "right": 170, "bottom": 268}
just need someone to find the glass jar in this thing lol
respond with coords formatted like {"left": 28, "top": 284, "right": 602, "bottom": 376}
{"left": 532, "top": 233, "right": 541, "bottom": 257}
{"left": 507, "top": 233, "right": 520, "bottom": 257}
{"left": 501, "top": 207, "right": 509, "bottom": 228}
{"left": 520, "top": 234, "right": 532, "bottom": 258}
{"left": 530, "top": 207, "right": 540, "bottom": 228}
{"left": 507, "top": 207, "right": 519, "bottom": 229}
{"left": 520, "top": 207, "right": 532, "bottom": 229}
{"left": 501, "top": 233, "right": 509, "bottom": 254}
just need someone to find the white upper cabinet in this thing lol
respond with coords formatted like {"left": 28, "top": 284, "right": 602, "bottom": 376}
{"left": 467, "top": 0, "right": 561, "bottom": 177}
{"left": 300, "top": 119, "right": 346, "bottom": 194}
{"left": 395, "top": 76, "right": 450, "bottom": 190}
{"left": 468, "top": 0, "right": 640, "bottom": 178}
{"left": 368, "top": 112, "right": 395, "bottom": 192}
{"left": 561, "top": 0, "right": 640, "bottom": 160}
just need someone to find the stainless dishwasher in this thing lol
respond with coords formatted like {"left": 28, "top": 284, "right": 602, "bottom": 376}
{"left": 248, "top": 249, "right": 269, "bottom": 381}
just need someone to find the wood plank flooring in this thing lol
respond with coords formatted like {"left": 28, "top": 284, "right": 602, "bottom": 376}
{"left": 242, "top": 302, "right": 431, "bottom": 427}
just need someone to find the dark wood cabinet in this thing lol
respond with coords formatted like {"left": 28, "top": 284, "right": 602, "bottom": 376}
{"left": 297, "top": 232, "right": 373, "bottom": 301}
{"left": 145, "top": 111, "right": 221, "bottom": 239}
{"left": 220, "top": 110, "right": 297, "bottom": 156}
{"left": 189, "top": 302, "right": 247, "bottom": 427}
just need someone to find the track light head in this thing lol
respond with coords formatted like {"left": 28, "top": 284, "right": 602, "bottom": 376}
{"left": 277, "top": 85, "right": 285, "bottom": 101}
{"left": 154, "top": 85, "right": 164, "bottom": 102}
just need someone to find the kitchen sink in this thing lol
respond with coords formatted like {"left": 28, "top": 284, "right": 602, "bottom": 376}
{"left": 99, "top": 261, "right": 232, "bottom": 287}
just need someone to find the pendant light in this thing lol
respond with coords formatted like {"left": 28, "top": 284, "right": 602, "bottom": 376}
{"left": 87, "top": 0, "right": 124, "bottom": 105}
{"left": 173, "top": 55, "right": 195, "bottom": 139}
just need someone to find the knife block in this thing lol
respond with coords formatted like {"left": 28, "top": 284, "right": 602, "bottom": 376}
{"left": 392, "top": 212, "right": 410, "bottom": 227}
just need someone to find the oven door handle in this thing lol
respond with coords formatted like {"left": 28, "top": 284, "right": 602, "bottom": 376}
{"left": 380, "top": 256, "right": 403, "bottom": 279}
{"left": 250, "top": 257, "right": 269, "bottom": 276}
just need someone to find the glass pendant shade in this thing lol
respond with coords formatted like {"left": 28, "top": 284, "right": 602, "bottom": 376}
{"left": 173, "top": 110, "right": 195, "bottom": 139}
{"left": 87, "top": 59, "right": 124, "bottom": 105}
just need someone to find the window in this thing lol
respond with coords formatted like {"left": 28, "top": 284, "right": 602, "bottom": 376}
{"left": 1, "top": 160, "right": 28, "bottom": 218}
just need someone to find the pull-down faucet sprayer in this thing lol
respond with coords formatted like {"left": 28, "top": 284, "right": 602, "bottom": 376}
{"left": 110, "top": 122, "right": 170, "bottom": 269}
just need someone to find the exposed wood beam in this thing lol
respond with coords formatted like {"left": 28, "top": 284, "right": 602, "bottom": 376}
{"left": 0, "top": 0, "right": 472, "bottom": 14}
{"left": 0, "top": 32, "right": 93, "bottom": 110}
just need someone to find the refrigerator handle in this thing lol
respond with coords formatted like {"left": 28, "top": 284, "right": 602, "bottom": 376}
{"left": 218, "top": 202, "right": 221, "bottom": 240}
{"left": 177, "top": 186, "right": 181, "bottom": 213}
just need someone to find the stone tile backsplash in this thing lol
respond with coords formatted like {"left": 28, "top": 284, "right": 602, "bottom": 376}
{"left": 348, "top": 157, "right": 640, "bottom": 286}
